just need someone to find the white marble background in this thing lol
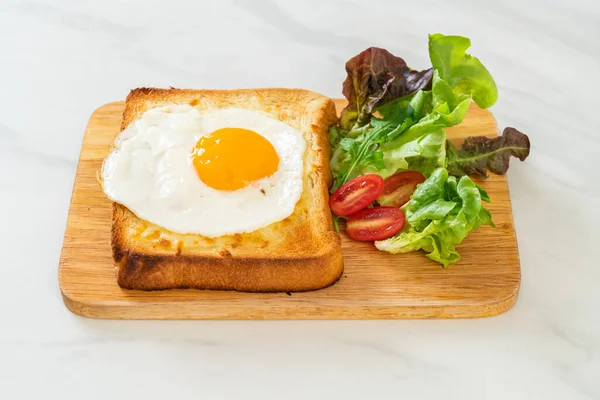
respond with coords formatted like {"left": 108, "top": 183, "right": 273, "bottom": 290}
{"left": 1, "top": 0, "right": 599, "bottom": 398}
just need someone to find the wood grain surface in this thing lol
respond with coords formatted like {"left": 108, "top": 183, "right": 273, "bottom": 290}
{"left": 58, "top": 99, "right": 520, "bottom": 319}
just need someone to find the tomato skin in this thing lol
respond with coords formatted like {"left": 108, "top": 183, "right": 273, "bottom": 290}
{"left": 329, "top": 174, "right": 385, "bottom": 216}
{"left": 345, "top": 206, "right": 406, "bottom": 241}
{"left": 377, "top": 171, "right": 426, "bottom": 208}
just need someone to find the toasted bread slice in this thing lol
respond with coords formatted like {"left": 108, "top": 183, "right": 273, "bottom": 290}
{"left": 109, "top": 88, "right": 343, "bottom": 292}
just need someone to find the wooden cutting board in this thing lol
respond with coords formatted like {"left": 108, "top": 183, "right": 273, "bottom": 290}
{"left": 58, "top": 99, "right": 520, "bottom": 319}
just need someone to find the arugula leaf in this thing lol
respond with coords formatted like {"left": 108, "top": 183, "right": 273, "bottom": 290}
{"left": 339, "top": 47, "right": 433, "bottom": 130}
{"left": 331, "top": 126, "right": 389, "bottom": 189}
{"left": 340, "top": 137, "right": 358, "bottom": 155}
{"left": 428, "top": 34, "right": 498, "bottom": 109}
{"left": 375, "top": 168, "right": 493, "bottom": 266}
{"left": 446, "top": 127, "right": 531, "bottom": 178}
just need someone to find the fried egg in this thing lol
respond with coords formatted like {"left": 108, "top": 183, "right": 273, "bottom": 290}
{"left": 101, "top": 105, "right": 305, "bottom": 236}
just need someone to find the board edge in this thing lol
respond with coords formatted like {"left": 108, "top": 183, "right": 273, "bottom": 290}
{"left": 58, "top": 100, "right": 521, "bottom": 320}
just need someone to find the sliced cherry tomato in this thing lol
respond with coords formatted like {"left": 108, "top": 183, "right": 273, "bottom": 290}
{"left": 329, "top": 174, "right": 384, "bottom": 216}
{"left": 377, "top": 171, "right": 426, "bottom": 208}
{"left": 345, "top": 206, "right": 406, "bottom": 241}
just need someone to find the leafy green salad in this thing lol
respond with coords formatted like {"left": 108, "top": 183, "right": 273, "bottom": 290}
{"left": 328, "top": 34, "right": 530, "bottom": 267}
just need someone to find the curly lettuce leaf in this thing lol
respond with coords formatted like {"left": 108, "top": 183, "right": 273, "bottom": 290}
{"left": 375, "top": 168, "right": 493, "bottom": 267}
{"left": 362, "top": 127, "right": 446, "bottom": 178}
{"left": 330, "top": 126, "right": 389, "bottom": 189}
{"left": 428, "top": 34, "right": 498, "bottom": 109}
{"left": 339, "top": 47, "right": 433, "bottom": 130}
{"left": 447, "top": 127, "right": 531, "bottom": 178}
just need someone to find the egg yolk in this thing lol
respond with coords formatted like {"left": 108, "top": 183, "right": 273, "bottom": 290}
{"left": 191, "top": 128, "right": 280, "bottom": 191}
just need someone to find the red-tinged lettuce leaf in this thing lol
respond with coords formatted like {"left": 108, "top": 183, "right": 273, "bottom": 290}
{"left": 339, "top": 47, "right": 433, "bottom": 130}
{"left": 446, "top": 127, "right": 531, "bottom": 178}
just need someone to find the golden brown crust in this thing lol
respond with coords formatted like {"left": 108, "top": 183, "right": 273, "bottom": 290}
{"left": 109, "top": 87, "right": 343, "bottom": 292}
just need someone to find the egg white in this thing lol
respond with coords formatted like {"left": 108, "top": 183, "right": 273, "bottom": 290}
{"left": 101, "top": 105, "right": 305, "bottom": 236}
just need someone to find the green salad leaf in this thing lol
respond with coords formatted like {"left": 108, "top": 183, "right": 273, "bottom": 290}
{"left": 447, "top": 127, "right": 531, "bottom": 178}
{"left": 371, "top": 71, "right": 473, "bottom": 176}
{"left": 375, "top": 168, "right": 493, "bottom": 267}
{"left": 428, "top": 34, "right": 498, "bottom": 109}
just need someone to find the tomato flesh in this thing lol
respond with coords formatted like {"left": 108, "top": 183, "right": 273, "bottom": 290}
{"left": 345, "top": 206, "right": 406, "bottom": 241}
{"left": 329, "top": 174, "right": 384, "bottom": 216}
{"left": 377, "top": 171, "right": 426, "bottom": 208}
